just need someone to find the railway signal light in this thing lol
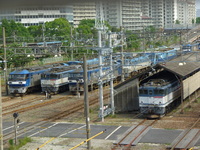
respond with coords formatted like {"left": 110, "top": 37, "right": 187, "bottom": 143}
{"left": 13, "top": 112, "right": 18, "bottom": 119}
{"left": 13, "top": 112, "right": 19, "bottom": 145}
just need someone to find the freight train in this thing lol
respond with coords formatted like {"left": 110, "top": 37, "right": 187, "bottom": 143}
{"left": 139, "top": 71, "right": 181, "bottom": 118}
{"left": 7, "top": 47, "right": 181, "bottom": 96}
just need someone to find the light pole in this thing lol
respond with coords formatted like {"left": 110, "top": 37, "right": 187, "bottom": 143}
{"left": 3, "top": 27, "right": 8, "bottom": 95}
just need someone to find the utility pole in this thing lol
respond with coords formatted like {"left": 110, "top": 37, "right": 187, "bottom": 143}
{"left": 83, "top": 55, "right": 91, "bottom": 149}
{"left": 95, "top": 1, "right": 104, "bottom": 122}
{"left": 120, "top": 26, "right": 124, "bottom": 82}
{"left": 108, "top": 31, "right": 115, "bottom": 115}
{"left": 0, "top": 76, "right": 3, "bottom": 150}
{"left": 42, "top": 23, "right": 46, "bottom": 46}
{"left": 70, "top": 26, "right": 74, "bottom": 60}
{"left": 3, "top": 27, "right": 8, "bottom": 95}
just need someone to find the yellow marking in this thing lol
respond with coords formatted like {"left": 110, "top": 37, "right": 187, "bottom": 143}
{"left": 35, "top": 137, "right": 55, "bottom": 150}
{"left": 69, "top": 130, "right": 105, "bottom": 150}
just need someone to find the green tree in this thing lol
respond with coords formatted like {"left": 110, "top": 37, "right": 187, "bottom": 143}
{"left": 77, "top": 19, "right": 96, "bottom": 38}
{"left": 196, "top": 17, "right": 200, "bottom": 24}
{"left": 0, "top": 19, "right": 31, "bottom": 42}
{"left": 27, "top": 25, "right": 41, "bottom": 38}
{"left": 45, "top": 18, "right": 71, "bottom": 38}
{"left": 192, "top": 18, "right": 195, "bottom": 24}
{"left": 175, "top": 20, "right": 180, "bottom": 24}
{"left": 126, "top": 33, "right": 140, "bottom": 51}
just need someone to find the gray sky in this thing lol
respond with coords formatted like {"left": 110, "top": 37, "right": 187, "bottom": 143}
{"left": 197, "top": 0, "right": 200, "bottom": 9}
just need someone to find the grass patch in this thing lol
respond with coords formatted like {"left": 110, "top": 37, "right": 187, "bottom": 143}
{"left": 8, "top": 137, "right": 32, "bottom": 150}
{"left": 195, "top": 98, "right": 200, "bottom": 103}
{"left": 184, "top": 106, "right": 192, "bottom": 112}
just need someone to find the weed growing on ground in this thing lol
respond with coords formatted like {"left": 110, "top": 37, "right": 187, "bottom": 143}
{"left": 8, "top": 137, "right": 32, "bottom": 150}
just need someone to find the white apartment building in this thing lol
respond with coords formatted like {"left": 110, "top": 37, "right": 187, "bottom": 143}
{"left": 73, "top": 2, "right": 96, "bottom": 27}
{"left": 0, "top": 0, "right": 196, "bottom": 31}
{"left": 102, "top": 0, "right": 153, "bottom": 31}
{"left": 176, "top": 0, "right": 196, "bottom": 25}
{"left": 0, "top": 6, "right": 73, "bottom": 27}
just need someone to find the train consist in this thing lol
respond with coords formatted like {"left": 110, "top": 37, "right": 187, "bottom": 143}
{"left": 139, "top": 71, "right": 181, "bottom": 117}
{"left": 68, "top": 63, "right": 122, "bottom": 95}
{"left": 120, "top": 48, "right": 179, "bottom": 79}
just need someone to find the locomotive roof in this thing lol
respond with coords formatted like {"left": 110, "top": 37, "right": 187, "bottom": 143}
{"left": 44, "top": 65, "right": 81, "bottom": 73}
{"left": 142, "top": 78, "right": 173, "bottom": 87}
{"left": 10, "top": 63, "right": 68, "bottom": 74}
{"left": 10, "top": 65, "right": 51, "bottom": 74}
{"left": 157, "top": 52, "right": 200, "bottom": 78}
{"left": 69, "top": 64, "right": 108, "bottom": 73}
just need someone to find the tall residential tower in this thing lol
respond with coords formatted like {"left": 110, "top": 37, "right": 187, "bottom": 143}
{"left": 0, "top": 0, "right": 196, "bottom": 31}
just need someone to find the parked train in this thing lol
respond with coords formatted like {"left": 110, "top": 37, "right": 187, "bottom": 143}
{"left": 139, "top": 71, "right": 181, "bottom": 118}
{"left": 7, "top": 46, "right": 184, "bottom": 96}
{"left": 122, "top": 53, "right": 151, "bottom": 78}
{"left": 40, "top": 58, "right": 100, "bottom": 94}
{"left": 182, "top": 43, "right": 200, "bottom": 52}
{"left": 120, "top": 48, "right": 179, "bottom": 78}
{"left": 68, "top": 63, "right": 122, "bottom": 95}
{"left": 41, "top": 65, "right": 81, "bottom": 94}
{"left": 146, "top": 48, "right": 179, "bottom": 64}
{"left": 7, "top": 63, "right": 68, "bottom": 96}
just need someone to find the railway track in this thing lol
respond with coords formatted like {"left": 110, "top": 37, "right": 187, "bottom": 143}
{"left": 2, "top": 95, "right": 71, "bottom": 116}
{"left": 112, "top": 119, "right": 157, "bottom": 150}
{"left": 3, "top": 97, "right": 42, "bottom": 112}
{"left": 3, "top": 90, "right": 110, "bottom": 144}
{"left": 167, "top": 117, "right": 200, "bottom": 150}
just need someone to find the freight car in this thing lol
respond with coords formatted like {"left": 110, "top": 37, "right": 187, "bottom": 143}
{"left": 139, "top": 71, "right": 181, "bottom": 118}
{"left": 122, "top": 54, "right": 151, "bottom": 78}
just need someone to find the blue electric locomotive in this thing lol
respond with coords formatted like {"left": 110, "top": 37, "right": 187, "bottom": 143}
{"left": 8, "top": 63, "right": 68, "bottom": 96}
{"left": 139, "top": 71, "right": 181, "bottom": 117}
{"left": 8, "top": 66, "right": 52, "bottom": 96}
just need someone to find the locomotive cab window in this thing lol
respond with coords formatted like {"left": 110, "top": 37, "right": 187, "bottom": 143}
{"left": 9, "top": 74, "right": 27, "bottom": 81}
{"left": 50, "top": 74, "right": 59, "bottom": 79}
{"left": 139, "top": 89, "right": 148, "bottom": 95}
{"left": 148, "top": 90, "right": 153, "bottom": 95}
{"left": 154, "top": 89, "right": 165, "bottom": 95}
{"left": 41, "top": 74, "right": 47, "bottom": 79}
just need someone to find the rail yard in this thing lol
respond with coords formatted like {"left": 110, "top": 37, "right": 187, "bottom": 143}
{"left": 2, "top": 33, "right": 200, "bottom": 150}
{"left": 1, "top": 53, "right": 200, "bottom": 150}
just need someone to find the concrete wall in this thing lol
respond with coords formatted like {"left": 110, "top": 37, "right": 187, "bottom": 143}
{"left": 114, "top": 78, "right": 139, "bottom": 112}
